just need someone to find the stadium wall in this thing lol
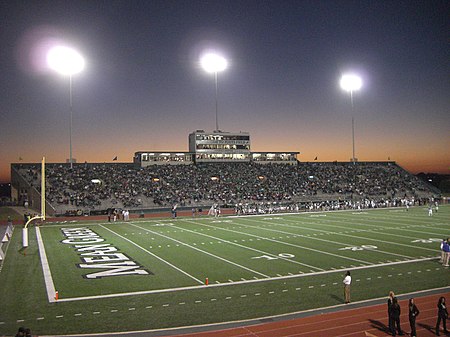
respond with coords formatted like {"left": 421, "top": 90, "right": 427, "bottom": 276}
{"left": 10, "top": 164, "right": 56, "bottom": 216}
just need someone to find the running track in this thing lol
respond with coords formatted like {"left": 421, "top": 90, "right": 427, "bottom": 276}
{"left": 167, "top": 292, "right": 450, "bottom": 337}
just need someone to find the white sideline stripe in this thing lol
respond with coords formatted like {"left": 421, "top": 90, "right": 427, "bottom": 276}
{"left": 35, "top": 227, "right": 57, "bottom": 303}
{"left": 99, "top": 225, "right": 203, "bottom": 284}
{"left": 128, "top": 223, "right": 270, "bottom": 278}
{"left": 180, "top": 221, "right": 324, "bottom": 271}
{"left": 53, "top": 257, "right": 438, "bottom": 303}
{"left": 59, "top": 286, "right": 450, "bottom": 337}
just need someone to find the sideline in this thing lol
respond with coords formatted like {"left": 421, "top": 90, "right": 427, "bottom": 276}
{"left": 36, "top": 226, "right": 57, "bottom": 303}
{"left": 39, "top": 287, "right": 450, "bottom": 337}
{"left": 54, "top": 256, "right": 437, "bottom": 303}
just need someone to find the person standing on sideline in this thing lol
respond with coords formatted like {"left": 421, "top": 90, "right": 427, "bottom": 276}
{"left": 428, "top": 205, "right": 433, "bottom": 216}
{"left": 443, "top": 239, "right": 450, "bottom": 267}
{"left": 388, "top": 291, "right": 395, "bottom": 332}
{"left": 436, "top": 296, "right": 448, "bottom": 335}
{"left": 441, "top": 239, "right": 446, "bottom": 263}
{"left": 408, "top": 298, "right": 419, "bottom": 337}
{"left": 390, "top": 296, "right": 403, "bottom": 336}
{"left": 343, "top": 271, "right": 351, "bottom": 304}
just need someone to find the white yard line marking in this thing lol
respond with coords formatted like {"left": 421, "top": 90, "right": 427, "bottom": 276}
{"left": 273, "top": 218, "right": 419, "bottom": 259}
{"left": 290, "top": 215, "right": 442, "bottom": 253}
{"left": 35, "top": 227, "right": 57, "bottom": 303}
{"left": 128, "top": 223, "right": 270, "bottom": 278}
{"left": 99, "top": 225, "right": 203, "bottom": 284}
{"left": 180, "top": 221, "right": 322, "bottom": 271}
{"left": 200, "top": 219, "right": 369, "bottom": 266}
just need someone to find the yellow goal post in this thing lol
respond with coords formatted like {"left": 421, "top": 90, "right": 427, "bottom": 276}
{"left": 23, "top": 157, "right": 46, "bottom": 248}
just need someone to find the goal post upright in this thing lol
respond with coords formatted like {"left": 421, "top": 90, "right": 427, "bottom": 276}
{"left": 23, "top": 156, "right": 46, "bottom": 248}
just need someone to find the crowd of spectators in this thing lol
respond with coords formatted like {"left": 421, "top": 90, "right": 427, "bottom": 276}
{"left": 15, "top": 161, "right": 435, "bottom": 215}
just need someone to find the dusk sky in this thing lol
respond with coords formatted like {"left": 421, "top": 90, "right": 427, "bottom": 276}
{"left": 1, "top": 0, "right": 449, "bottom": 183}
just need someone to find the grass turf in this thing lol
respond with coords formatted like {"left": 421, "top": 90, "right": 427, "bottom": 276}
{"left": 0, "top": 205, "right": 448, "bottom": 335}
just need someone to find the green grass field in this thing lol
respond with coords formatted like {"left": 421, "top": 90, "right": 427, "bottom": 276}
{"left": 0, "top": 205, "right": 449, "bottom": 335}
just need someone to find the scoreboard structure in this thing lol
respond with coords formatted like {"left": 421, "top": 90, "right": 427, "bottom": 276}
{"left": 134, "top": 130, "right": 299, "bottom": 167}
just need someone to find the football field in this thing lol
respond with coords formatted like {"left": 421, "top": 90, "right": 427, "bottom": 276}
{"left": 0, "top": 205, "right": 449, "bottom": 335}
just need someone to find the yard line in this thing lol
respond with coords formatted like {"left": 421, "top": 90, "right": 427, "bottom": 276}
{"left": 35, "top": 227, "right": 57, "bottom": 303}
{"left": 173, "top": 221, "right": 326, "bottom": 271}
{"left": 99, "top": 225, "right": 203, "bottom": 284}
{"left": 194, "top": 221, "right": 371, "bottom": 267}
{"left": 236, "top": 218, "right": 392, "bottom": 262}
{"left": 278, "top": 218, "right": 422, "bottom": 258}
{"left": 128, "top": 223, "right": 270, "bottom": 278}
{"left": 345, "top": 214, "right": 450, "bottom": 238}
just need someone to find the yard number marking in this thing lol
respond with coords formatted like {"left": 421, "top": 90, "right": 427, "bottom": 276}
{"left": 411, "top": 238, "right": 441, "bottom": 243}
{"left": 339, "top": 245, "right": 378, "bottom": 251}
{"left": 252, "top": 253, "right": 295, "bottom": 260}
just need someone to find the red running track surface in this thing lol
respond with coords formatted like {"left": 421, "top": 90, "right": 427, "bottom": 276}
{"left": 167, "top": 292, "right": 450, "bottom": 337}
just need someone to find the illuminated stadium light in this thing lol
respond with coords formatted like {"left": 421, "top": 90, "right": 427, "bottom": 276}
{"left": 152, "top": 177, "right": 160, "bottom": 182}
{"left": 200, "top": 52, "right": 228, "bottom": 131}
{"left": 47, "top": 46, "right": 85, "bottom": 76}
{"left": 340, "top": 73, "right": 362, "bottom": 164}
{"left": 47, "top": 46, "right": 85, "bottom": 169}
{"left": 340, "top": 74, "right": 362, "bottom": 92}
{"left": 210, "top": 176, "right": 219, "bottom": 181}
{"left": 200, "top": 53, "right": 228, "bottom": 73}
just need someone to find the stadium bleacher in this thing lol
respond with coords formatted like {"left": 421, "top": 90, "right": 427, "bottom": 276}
{"left": 11, "top": 161, "right": 438, "bottom": 216}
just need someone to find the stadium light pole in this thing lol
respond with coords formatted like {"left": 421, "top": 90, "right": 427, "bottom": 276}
{"left": 340, "top": 74, "right": 362, "bottom": 164}
{"left": 200, "top": 53, "right": 228, "bottom": 132}
{"left": 47, "top": 46, "right": 85, "bottom": 169}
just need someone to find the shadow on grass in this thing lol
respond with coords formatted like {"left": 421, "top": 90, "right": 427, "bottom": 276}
{"left": 330, "top": 294, "right": 344, "bottom": 303}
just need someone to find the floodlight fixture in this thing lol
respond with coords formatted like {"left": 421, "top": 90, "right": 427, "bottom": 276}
{"left": 340, "top": 74, "right": 362, "bottom": 92}
{"left": 200, "top": 52, "right": 228, "bottom": 131}
{"left": 200, "top": 53, "right": 228, "bottom": 74}
{"left": 47, "top": 45, "right": 85, "bottom": 169}
{"left": 47, "top": 46, "right": 85, "bottom": 76}
{"left": 340, "top": 73, "right": 362, "bottom": 164}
